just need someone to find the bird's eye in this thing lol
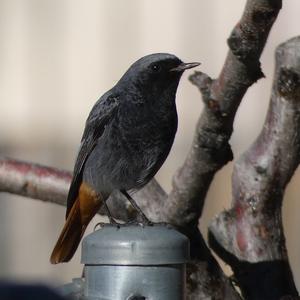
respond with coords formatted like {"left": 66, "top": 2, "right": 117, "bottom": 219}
{"left": 151, "top": 64, "right": 161, "bottom": 72}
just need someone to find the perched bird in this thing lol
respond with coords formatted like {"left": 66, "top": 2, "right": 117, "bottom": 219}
{"left": 50, "top": 53, "right": 199, "bottom": 264}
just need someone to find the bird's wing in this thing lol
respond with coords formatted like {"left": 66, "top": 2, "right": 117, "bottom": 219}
{"left": 66, "top": 93, "right": 119, "bottom": 217}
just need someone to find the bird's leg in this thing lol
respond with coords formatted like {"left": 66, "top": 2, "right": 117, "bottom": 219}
{"left": 120, "top": 190, "right": 153, "bottom": 226}
{"left": 102, "top": 200, "right": 119, "bottom": 225}
{"left": 94, "top": 199, "right": 122, "bottom": 230}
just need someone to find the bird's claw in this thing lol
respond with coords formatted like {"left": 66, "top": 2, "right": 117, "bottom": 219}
{"left": 94, "top": 220, "right": 124, "bottom": 231}
{"left": 125, "top": 218, "right": 153, "bottom": 227}
{"left": 93, "top": 219, "right": 171, "bottom": 231}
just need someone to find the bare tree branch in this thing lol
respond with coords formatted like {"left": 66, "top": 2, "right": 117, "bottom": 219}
{"left": 209, "top": 36, "right": 300, "bottom": 299}
{"left": 162, "top": 1, "right": 282, "bottom": 297}
{"left": 163, "top": 0, "right": 282, "bottom": 230}
{"left": 0, "top": 157, "right": 71, "bottom": 206}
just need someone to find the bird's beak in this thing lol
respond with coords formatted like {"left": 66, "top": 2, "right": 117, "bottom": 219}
{"left": 170, "top": 62, "right": 200, "bottom": 72}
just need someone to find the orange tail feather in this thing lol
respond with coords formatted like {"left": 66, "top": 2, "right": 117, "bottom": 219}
{"left": 50, "top": 182, "right": 104, "bottom": 264}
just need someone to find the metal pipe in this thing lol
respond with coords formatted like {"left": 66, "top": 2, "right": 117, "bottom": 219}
{"left": 58, "top": 224, "right": 189, "bottom": 299}
{"left": 82, "top": 224, "right": 189, "bottom": 300}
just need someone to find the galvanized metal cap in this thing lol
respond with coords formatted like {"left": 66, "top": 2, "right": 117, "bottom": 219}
{"left": 81, "top": 224, "right": 189, "bottom": 265}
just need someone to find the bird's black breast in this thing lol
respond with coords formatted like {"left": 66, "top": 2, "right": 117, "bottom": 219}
{"left": 83, "top": 93, "right": 178, "bottom": 193}
{"left": 114, "top": 97, "right": 178, "bottom": 188}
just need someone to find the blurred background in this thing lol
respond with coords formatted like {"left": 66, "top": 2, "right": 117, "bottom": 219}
{"left": 1, "top": 0, "right": 300, "bottom": 289}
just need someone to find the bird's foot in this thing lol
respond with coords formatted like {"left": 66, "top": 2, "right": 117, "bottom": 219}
{"left": 152, "top": 221, "right": 174, "bottom": 229}
{"left": 94, "top": 220, "right": 172, "bottom": 230}
{"left": 128, "top": 220, "right": 174, "bottom": 229}
{"left": 123, "top": 217, "right": 153, "bottom": 227}
{"left": 131, "top": 215, "right": 172, "bottom": 228}
{"left": 139, "top": 220, "right": 174, "bottom": 229}
{"left": 94, "top": 219, "right": 125, "bottom": 230}
{"left": 136, "top": 213, "right": 154, "bottom": 227}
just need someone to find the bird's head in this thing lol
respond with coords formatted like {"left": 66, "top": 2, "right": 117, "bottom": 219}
{"left": 117, "top": 53, "right": 200, "bottom": 101}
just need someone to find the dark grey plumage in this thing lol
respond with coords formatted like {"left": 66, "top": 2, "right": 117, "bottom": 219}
{"left": 66, "top": 53, "right": 199, "bottom": 216}
{"left": 51, "top": 53, "right": 199, "bottom": 264}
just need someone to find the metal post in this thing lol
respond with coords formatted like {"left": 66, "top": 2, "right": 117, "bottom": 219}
{"left": 81, "top": 224, "right": 189, "bottom": 300}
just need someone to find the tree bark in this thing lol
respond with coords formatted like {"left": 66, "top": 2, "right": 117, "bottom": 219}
{"left": 209, "top": 37, "right": 300, "bottom": 300}
{"left": 0, "top": 158, "right": 71, "bottom": 206}
{"left": 163, "top": 0, "right": 282, "bottom": 230}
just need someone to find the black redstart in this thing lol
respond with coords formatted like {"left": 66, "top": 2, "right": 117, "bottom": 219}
{"left": 50, "top": 53, "right": 199, "bottom": 264}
